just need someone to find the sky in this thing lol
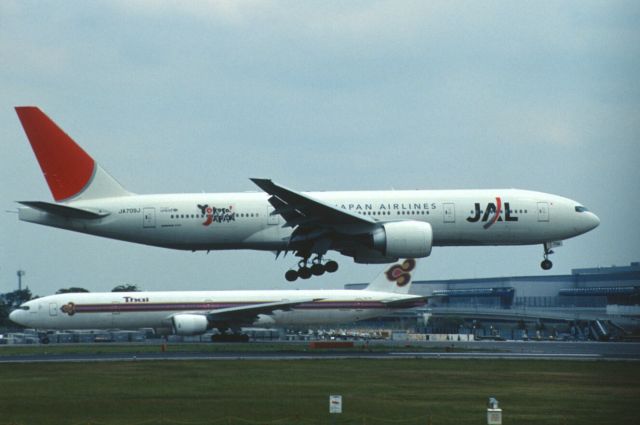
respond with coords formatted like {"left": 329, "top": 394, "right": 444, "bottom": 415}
{"left": 1, "top": 0, "right": 639, "bottom": 295}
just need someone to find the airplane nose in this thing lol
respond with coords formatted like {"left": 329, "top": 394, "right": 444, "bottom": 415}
{"left": 572, "top": 207, "right": 600, "bottom": 236}
{"left": 9, "top": 309, "right": 25, "bottom": 326}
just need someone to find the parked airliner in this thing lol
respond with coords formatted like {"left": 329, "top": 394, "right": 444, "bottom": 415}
{"left": 10, "top": 259, "right": 425, "bottom": 339}
{"left": 15, "top": 107, "right": 600, "bottom": 281}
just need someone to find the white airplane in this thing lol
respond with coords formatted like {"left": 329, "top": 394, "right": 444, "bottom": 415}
{"left": 10, "top": 259, "right": 425, "bottom": 339}
{"left": 14, "top": 107, "right": 600, "bottom": 281}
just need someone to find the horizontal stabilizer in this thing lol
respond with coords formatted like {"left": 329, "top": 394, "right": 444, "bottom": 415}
{"left": 18, "top": 201, "right": 110, "bottom": 219}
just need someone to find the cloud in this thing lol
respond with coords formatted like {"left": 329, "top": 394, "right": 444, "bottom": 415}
{"left": 113, "top": 0, "right": 274, "bottom": 25}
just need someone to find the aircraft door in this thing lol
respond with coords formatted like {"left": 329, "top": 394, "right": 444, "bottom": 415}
{"left": 111, "top": 301, "right": 120, "bottom": 327}
{"left": 49, "top": 303, "right": 58, "bottom": 316}
{"left": 443, "top": 203, "right": 455, "bottom": 223}
{"left": 537, "top": 202, "right": 549, "bottom": 222}
{"left": 143, "top": 207, "right": 156, "bottom": 228}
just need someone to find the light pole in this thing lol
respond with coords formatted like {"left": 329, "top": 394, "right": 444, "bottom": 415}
{"left": 17, "top": 270, "right": 25, "bottom": 291}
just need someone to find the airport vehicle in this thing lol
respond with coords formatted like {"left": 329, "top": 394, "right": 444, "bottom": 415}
{"left": 15, "top": 107, "right": 600, "bottom": 281}
{"left": 10, "top": 259, "right": 424, "bottom": 339}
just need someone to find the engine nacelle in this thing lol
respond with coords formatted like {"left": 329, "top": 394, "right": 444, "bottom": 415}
{"left": 172, "top": 314, "right": 209, "bottom": 336}
{"left": 254, "top": 314, "right": 277, "bottom": 327}
{"left": 371, "top": 221, "right": 433, "bottom": 258}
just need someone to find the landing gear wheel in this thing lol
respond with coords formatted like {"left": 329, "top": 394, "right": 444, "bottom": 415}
{"left": 298, "top": 266, "right": 312, "bottom": 279}
{"left": 325, "top": 260, "right": 339, "bottom": 273}
{"left": 285, "top": 269, "right": 298, "bottom": 282}
{"left": 541, "top": 243, "right": 555, "bottom": 271}
{"left": 310, "top": 263, "right": 325, "bottom": 276}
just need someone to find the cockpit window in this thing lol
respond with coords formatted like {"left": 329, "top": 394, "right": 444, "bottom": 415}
{"left": 575, "top": 206, "right": 589, "bottom": 213}
{"left": 18, "top": 306, "right": 30, "bottom": 311}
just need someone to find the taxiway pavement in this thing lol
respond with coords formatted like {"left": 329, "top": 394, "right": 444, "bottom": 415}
{"left": 1, "top": 341, "right": 639, "bottom": 363}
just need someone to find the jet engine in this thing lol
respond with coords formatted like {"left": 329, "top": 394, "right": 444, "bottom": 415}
{"left": 371, "top": 221, "right": 433, "bottom": 258}
{"left": 172, "top": 314, "right": 209, "bottom": 336}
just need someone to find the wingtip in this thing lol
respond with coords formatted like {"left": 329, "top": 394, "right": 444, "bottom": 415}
{"left": 250, "top": 178, "right": 273, "bottom": 189}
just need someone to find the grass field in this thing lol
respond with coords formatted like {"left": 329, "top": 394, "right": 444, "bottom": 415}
{"left": 1, "top": 359, "right": 639, "bottom": 425}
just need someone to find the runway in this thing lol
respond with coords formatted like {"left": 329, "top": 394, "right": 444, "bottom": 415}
{"left": 1, "top": 341, "right": 639, "bottom": 363}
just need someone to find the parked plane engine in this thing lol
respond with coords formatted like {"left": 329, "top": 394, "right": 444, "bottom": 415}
{"left": 172, "top": 314, "right": 209, "bottom": 336}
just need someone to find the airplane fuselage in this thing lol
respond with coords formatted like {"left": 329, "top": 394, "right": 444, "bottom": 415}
{"left": 10, "top": 290, "right": 424, "bottom": 331}
{"left": 19, "top": 189, "right": 600, "bottom": 253}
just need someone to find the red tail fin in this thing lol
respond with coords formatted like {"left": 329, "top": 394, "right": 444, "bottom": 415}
{"left": 15, "top": 107, "right": 95, "bottom": 202}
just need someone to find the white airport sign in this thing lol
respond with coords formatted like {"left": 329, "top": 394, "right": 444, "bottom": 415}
{"left": 329, "top": 395, "right": 342, "bottom": 414}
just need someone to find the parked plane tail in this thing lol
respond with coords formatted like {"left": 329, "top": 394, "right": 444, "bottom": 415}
{"left": 365, "top": 259, "right": 417, "bottom": 294}
{"left": 15, "top": 106, "right": 131, "bottom": 202}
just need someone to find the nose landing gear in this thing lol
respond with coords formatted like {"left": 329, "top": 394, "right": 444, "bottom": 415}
{"left": 541, "top": 243, "right": 554, "bottom": 270}
{"left": 284, "top": 256, "right": 339, "bottom": 282}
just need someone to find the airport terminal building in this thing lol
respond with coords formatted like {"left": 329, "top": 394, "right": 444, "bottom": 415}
{"left": 347, "top": 262, "right": 640, "bottom": 340}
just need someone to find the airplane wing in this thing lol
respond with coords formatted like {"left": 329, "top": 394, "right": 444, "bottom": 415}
{"left": 251, "top": 178, "right": 376, "bottom": 231}
{"left": 250, "top": 179, "right": 434, "bottom": 269}
{"left": 251, "top": 178, "right": 389, "bottom": 262}
{"left": 200, "top": 298, "right": 320, "bottom": 326}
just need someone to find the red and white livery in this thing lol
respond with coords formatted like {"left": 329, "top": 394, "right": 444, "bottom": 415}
{"left": 15, "top": 107, "right": 600, "bottom": 281}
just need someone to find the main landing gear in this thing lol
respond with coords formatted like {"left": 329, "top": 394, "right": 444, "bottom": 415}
{"left": 212, "top": 328, "right": 249, "bottom": 342}
{"left": 285, "top": 256, "right": 339, "bottom": 282}
{"left": 211, "top": 333, "right": 249, "bottom": 342}
{"left": 541, "top": 243, "right": 554, "bottom": 270}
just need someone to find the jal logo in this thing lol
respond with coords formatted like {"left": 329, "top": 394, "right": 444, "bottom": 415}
{"left": 197, "top": 204, "right": 236, "bottom": 226}
{"left": 385, "top": 259, "right": 416, "bottom": 287}
{"left": 466, "top": 197, "right": 518, "bottom": 229}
